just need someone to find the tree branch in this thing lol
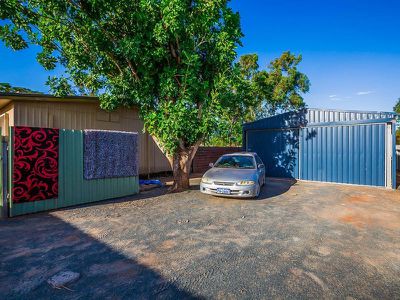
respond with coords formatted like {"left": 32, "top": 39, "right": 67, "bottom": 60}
{"left": 126, "top": 59, "right": 139, "bottom": 80}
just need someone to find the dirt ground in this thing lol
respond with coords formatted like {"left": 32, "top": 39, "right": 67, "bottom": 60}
{"left": 0, "top": 178, "right": 399, "bottom": 299}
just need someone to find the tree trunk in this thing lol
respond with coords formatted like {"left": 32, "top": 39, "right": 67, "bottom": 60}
{"left": 167, "top": 143, "right": 200, "bottom": 192}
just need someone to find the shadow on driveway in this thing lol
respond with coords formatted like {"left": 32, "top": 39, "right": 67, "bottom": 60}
{"left": 0, "top": 214, "right": 196, "bottom": 299}
{"left": 258, "top": 178, "right": 297, "bottom": 200}
{"left": 188, "top": 176, "right": 296, "bottom": 201}
{"left": 2, "top": 178, "right": 399, "bottom": 299}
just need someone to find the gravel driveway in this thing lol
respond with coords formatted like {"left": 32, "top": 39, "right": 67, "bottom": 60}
{"left": 0, "top": 178, "right": 399, "bottom": 299}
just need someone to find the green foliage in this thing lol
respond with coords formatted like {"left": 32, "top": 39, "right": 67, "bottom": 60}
{"left": 0, "top": 0, "right": 242, "bottom": 156}
{"left": 393, "top": 98, "right": 400, "bottom": 144}
{"left": 206, "top": 51, "right": 310, "bottom": 146}
{"left": 393, "top": 98, "right": 400, "bottom": 114}
{"left": 254, "top": 52, "right": 310, "bottom": 118}
{"left": 0, "top": 82, "right": 41, "bottom": 94}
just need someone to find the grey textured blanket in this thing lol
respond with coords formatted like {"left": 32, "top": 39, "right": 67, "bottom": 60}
{"left": 84, "top": 130, "right": 139, "bottom": 179}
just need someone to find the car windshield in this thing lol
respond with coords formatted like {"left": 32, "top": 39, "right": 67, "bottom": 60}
{"left": 214, "top": 155, "right": 255, "bottom": 169}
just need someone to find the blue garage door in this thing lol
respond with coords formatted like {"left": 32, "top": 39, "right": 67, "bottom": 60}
{"left": 246, "top": 129, "right": 299, "bottom": 178}
{"left": 300, "top": 123, "right": 386, "bottom": 186}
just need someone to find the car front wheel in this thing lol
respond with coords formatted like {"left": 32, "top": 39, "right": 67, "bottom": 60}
{"left": 255, "top": 184, "right": 261, "bottom": 198}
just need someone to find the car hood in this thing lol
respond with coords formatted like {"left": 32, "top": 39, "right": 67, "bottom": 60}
{"left": 204, "top": 168, "right": 257, "bottom": 182}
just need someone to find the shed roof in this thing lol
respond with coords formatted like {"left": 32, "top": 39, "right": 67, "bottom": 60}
{"left": 243, "top": 108, "right": 396, "bottom": 131}
{"left": 0, "top": 92, "right": 99, "bottom": 109}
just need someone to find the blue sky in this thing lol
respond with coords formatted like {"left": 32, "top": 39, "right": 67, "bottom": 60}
{"left": 230, "top": 0, "right": 400, "bottom": 112}
{"left": 1, "top": 0, "right": 400, "bottom": 112}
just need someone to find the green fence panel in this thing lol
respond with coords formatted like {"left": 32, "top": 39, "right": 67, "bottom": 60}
{"left": 9, "top": 128, "right": 139, "bottom": 217}
{"left": 58, "top": 129, "right": 139, "bottom": 208}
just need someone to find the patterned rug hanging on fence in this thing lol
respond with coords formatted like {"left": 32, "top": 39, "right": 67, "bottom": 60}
{"left": 83, "top": 130, "right": 138, "bottom": 180}
{"left": 13, "top": 126, "right": 59, "bottom": 203}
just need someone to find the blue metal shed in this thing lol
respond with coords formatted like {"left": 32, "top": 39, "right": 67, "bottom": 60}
{"left": 243, "top": 108, "right": 397, "bottom": 188}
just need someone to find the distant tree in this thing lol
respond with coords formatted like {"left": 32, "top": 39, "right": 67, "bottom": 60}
{"left": 0, "top": 0, "right": 243, "bottom": 191}
{"left": 206, "top": 51, "right": 310, "bottom": 146}
{"left": 0, "top": 82, "right": 41, "bottom": 94}
{"left": 393, "top": 98, "right": 400, "bottom": 114}
{"left": 393, "top": 98, "right": 400, "bottom": 144}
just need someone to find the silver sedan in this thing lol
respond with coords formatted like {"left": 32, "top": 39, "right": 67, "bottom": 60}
{"left": 200, "top": 152, "right": 266, "bottom": 198}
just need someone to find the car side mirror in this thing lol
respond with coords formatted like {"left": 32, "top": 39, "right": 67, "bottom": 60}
{"left": 209, "top": 162, "right": 214, "bottom": 168}
{"left": 258, "top": 164, "right": 265, "bottom": 169}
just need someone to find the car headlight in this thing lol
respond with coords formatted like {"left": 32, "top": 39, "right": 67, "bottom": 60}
{"left": 237, "top": 180, "right": 255, "bottom": 186}
{"left": 202, "top": 177, "right": 213, "bottom": 184}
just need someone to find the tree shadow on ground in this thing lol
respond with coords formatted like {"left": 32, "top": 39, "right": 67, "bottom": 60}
{"left": 0, "top": 213, "right": 198, "bottom": 299}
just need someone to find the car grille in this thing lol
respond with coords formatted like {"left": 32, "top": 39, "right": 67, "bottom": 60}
{"left": 213, "top": 181, "right": 235, "bottom": 186}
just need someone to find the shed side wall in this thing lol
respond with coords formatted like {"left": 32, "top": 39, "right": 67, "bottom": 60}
{"left": 307, "top": 109, "right": 395, "bottom": 124}
{"left": 246, "top": 129, "right": 299, "bottom": 179}
{"left": 12, "top": 101, "right": 170, "bottom": 174}
{"left": 243, "top": 109, "right": 395, "bottom": 131}
{"left": 0, "top": 103, "right": 14, "bottom": 136}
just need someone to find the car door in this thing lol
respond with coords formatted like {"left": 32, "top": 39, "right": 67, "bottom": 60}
{"left": 254, "top": 154, "right": 265, "bottom": 183}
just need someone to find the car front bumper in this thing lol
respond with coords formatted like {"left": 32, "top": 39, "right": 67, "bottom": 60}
{"left": 200, "top": 182, "right": 258, "bottom": 198}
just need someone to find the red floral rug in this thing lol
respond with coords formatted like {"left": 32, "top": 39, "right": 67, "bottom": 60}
{"left": 12, "top": 126, "right": 59, "bottom": 203}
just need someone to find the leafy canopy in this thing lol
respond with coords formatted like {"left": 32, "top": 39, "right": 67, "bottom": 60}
{"left": 0, "top": 0, "right": 242, "bottom": 155}
{"left": 206, "top": 51, "right": 310, "bottom": 146}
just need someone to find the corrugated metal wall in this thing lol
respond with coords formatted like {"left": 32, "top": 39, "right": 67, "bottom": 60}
{"left": 9, "top": 129, "right": 139, "bottom": 217}
{"left": 6, "top": 101, "right": 170, "bottom": 174}
{"left": 0, "top": 103, "right": 14, "bottom": 137}
{"left": 243, "top": 111, "right": 306, "bottom": 131}
{"left": 243, "top": 108, "right": 395, "bottom": 131}
{"left": 247, "top": 129, "right": 299, "bottom": 178}
{"left": 243, "top": 108, "right": 396, "bottom": 188}
{"left": 300, "top": 124, "right": 386, "bottom": 186}
{"left": 306, "top": 109, "right": 395, "bottom": 124}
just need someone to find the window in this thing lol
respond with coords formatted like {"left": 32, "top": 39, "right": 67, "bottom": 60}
{"left": 254, "top": 154, "right": 263, "bottom": 166}
{"left": 214, "top": 155, "right": 256, "bottom": 169}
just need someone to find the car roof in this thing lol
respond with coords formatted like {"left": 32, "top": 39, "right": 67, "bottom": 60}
{"left": 222, "top": 152, "right": 256, "bottom": 156}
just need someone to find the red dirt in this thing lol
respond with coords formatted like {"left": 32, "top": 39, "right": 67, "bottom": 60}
{"left": 345, "top": 194, "right": 374, "bottom": 203}
{"left": 339, "top": 213, "right": 372, "bottom": 228}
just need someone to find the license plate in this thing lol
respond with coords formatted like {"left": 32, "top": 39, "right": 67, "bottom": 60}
{"left": 216, "top": 188, "right": 231, "bottom": 195}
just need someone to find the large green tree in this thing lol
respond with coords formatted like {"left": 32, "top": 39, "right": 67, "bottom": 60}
{"left": 206, "top": 51, "right": 310, "bottom": 146}
{"left": 0, "top": 0, "right": 242, "bottom": 191}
